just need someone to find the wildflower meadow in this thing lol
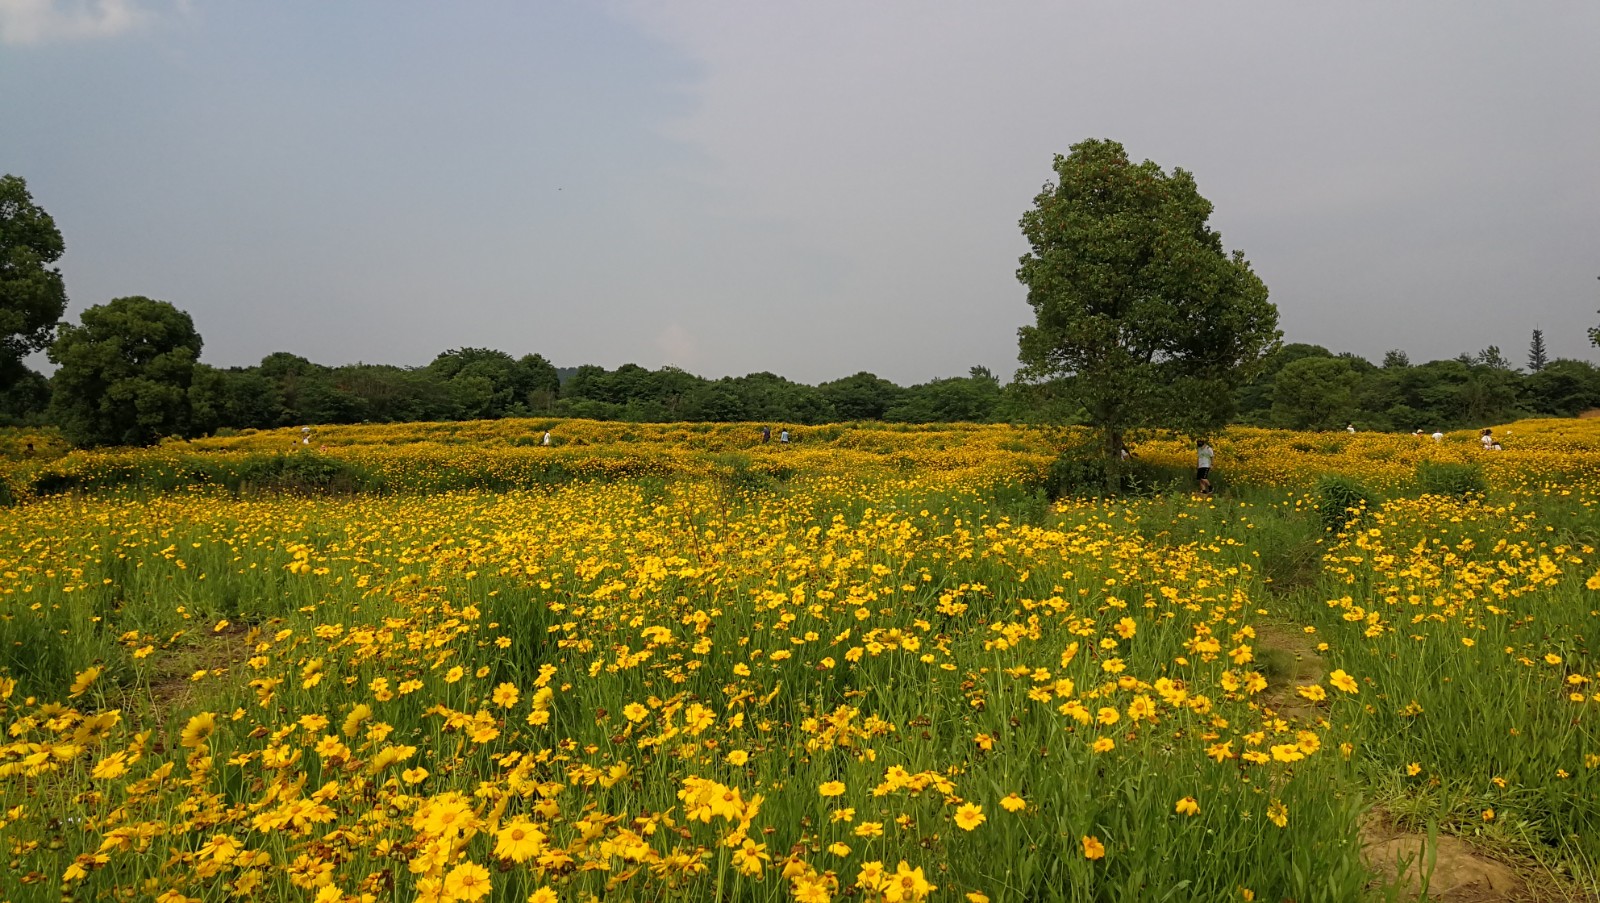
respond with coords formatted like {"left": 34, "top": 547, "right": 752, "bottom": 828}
{"left": 0, "top": 419, "right": 1596, "bottom": 902}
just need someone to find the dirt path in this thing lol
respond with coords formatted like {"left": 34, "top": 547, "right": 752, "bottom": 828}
{"left": 1252, "top": 621, "right": 1325, "bottom": 720}
{"left": 1253, "top": 627, "right": 1593, "bottom": 901}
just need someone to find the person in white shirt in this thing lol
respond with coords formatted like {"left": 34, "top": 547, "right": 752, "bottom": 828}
{"left": 1196, "top": 440, "right": 1214, "bottom": 493}
{"left": 542, "top": 430, "right": 552, "bottom": 446}
{"left": 1480, "top": 428, "right": 1494, "bottom": 450}
{"left": 1431, "top": 431, "right": 1444, "bottom": 442}
{"left": 1346, "top": 423, "right": 1356, "bottom": 433}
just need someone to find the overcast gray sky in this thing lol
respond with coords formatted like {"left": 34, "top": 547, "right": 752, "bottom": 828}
{"left": 2, "top": 0, "right": 1597, "bottom": 385}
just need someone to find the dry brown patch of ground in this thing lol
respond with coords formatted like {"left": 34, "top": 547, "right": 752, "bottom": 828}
{"left": 145, "top": 622, "right": 260, "bottom": 716}
{"left": 1362, "top": 813, "right": 1596, "bottom": 902}
{"left": 1252, "top": 621, "right": 1326, "bottom": 720}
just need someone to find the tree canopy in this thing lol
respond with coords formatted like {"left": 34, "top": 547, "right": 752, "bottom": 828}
{"left": 0, "top": 174, "right": 69, "bottom": 392}
{"left": 48, "top": 296, "right": 203, "bottom": 446}
{"left": 1015, "top": 139, "right": 1280, "bottom": 479}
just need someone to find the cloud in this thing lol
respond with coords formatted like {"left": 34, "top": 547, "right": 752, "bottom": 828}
{"left": 0, "top": 0, "right": 147, "bottom": 45}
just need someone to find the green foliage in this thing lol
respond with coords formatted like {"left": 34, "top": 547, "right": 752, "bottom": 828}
{"left": 48, "top": 297, "right": 203, "bottom": 447}
{"left": 1528, "top": 329, "right": 1548, "bottom": 372}
{"left": 1414, "top": 460, "right": 1488, "bottom": 498}
{"left": 709, "top": 452, "right": 794, "bottom": 495}
{"left": 1239, "top": 345, "right": 1551, "bottom": 434}
{"left": 819, "top": 371, "right": 903, "bottom": 420}
{"left": 234, "top": 452, "right": 386, "bottom": 495}
{"left": 0, "top": 365, "right": 49, "bottom": 425}
{"left": 1523, "top": 359, "right": 1600, "bottom": 416}
{"left": 1272, "top": 357, "right": 1363, "bottom": 430}
{"left": 1015, "top": 138, "right": 1281, "bottom": 489}
{"left": 0, "top": 174, "right": 69, "bottom": 389}
{"left": 1042, "top": 443, "right": 1183, "bottom": 499}
{"left": 1314, "top": 474, "right": 1372, "bottom": 532}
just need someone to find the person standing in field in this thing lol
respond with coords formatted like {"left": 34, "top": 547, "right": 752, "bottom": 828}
{"left": 1346, "top": 423, "right": 1356, "bottom": 433}
{"left": 542, "top": 430, "right": 552, "bottom": 446}
{"left": 762, "top": 426, "right": 771, "bottom": 443}
{"left": 779, "top": 428, "right": 790, "bottom": 444}
{"left": 1480, "top": 428, "right": 1494, "bottom": 450}
{"left": 1196, "top": 439, "right": 1214, "bottom": 494}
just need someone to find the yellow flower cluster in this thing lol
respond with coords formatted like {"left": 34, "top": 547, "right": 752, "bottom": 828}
{"left": 0, "top": 415, "right": 1595, "bottom": 899}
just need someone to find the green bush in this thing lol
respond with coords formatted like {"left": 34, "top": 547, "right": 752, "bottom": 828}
{"left": 235, "top": 452, "right": 386, "bottom": 495}
{"left": 1314, "top": 475, "right": 1371, "bottom": 532}
{"left": 1043, "top": 447, "right": 1185, "bottom": 499}
{"left": 1414, "top": 460, "right": 1488, "bottom": 498}
{"left": 1043, "top": 448, "right": 1108, "bottom": 499}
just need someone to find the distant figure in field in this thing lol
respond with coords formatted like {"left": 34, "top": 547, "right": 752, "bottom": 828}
{"left": 779, "top": 428, "right": 790, "bottom": 444}
{"left": 1346, "top": 423, "right": 1356, "bottom": 433}
{"left": 1117, "top": 442, "right": 1133, "bottom": 461}
{"left": 1480, "top": 428, "right": 1494, "bottom": 450}
{"left": 1196, "top": 439, "right": 1214, "bottom": 494}
{"left": 1431, "top": 431, "right": 1444, "bottom": 442}
{"left": 24, "top": 441, "right": 34, "bottom": 457}
{"left": 1413, "top": 428, "right": 1425, "bottom": 438}
{"left": 542, "top": 430, "right": 552, "bottom": 447}
{"left": 301, "top": 426, "right": 312, "bottom": 445}
{"left": 762, "top": 426, "right": 771, "bottom": 443}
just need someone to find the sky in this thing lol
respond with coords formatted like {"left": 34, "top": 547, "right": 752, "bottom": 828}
{"left": 2, "top": 0, "right": 1597, "bottom": 386}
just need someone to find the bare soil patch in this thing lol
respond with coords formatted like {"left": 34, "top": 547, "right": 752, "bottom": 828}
{"left": 145, "top": 622, "right": 260, "bottom": 715}
{"left": 1362, "top": 813, "right": 1595, "bottom": 902}
{"left": 1252, "top": 622, "right": 1325, "bottom": 720}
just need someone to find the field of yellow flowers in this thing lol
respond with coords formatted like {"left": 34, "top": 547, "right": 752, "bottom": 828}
{"left": 0, "top": 419, "right": 1596, "bottom": 902}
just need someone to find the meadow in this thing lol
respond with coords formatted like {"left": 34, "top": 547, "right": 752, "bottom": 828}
{"left": 0, "top": 419, "right": 1596, "bottom": 902}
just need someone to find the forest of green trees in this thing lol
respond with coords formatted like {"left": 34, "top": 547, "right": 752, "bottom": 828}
{"left": 4, "top": 333, "right": 1599, "bottom": 445}
{"left": 5, "top": 171, "right": 1600, "bottom": 447}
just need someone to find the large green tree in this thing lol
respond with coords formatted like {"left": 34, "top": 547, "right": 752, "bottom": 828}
{"left": 1, "top": 175, "right": 70, "bottom": 391}
{"left": 1015, "top": 139, "right": 1280, "bottom": 484}
{"left": 1271, "top": 356, "right": 1362, "bottom": 430}
{"left": 48, "top": 296, "right": 203, "bottom": 446}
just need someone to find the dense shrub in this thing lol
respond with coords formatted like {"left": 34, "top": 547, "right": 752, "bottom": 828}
{"left": 1314, "top": 474, "right": 1372, "bottom": 532}
{"left": 235, "top": 452, "right": 385, "bottom": 495}
{"left": 1414, "top": 460, "right": 1488, "bottom": 498}
{"left": 1043, "top": 446, "right": 1185, "bottom": 499}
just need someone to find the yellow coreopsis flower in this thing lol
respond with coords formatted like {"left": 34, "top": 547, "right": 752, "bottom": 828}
{"left": 180, "top": 712, "right": 216, "bottom": 748}
{"left": 1327, "top": 670, "right": 1359, "bottom": 694}
{"left": 1175, "top": 796, "right": 1200, "bottom": 816}
{"left": 495, "top": 818, "right": 546, "bottom": 863}
{"left": 69, "top": 666, "right": 103, "bottom": 698}
{"left": 492, "top": 682, "right": 520, "bottom": 708}
{"left": 952, "top": 802, "right": 985, "bottom": 831}
{"left": 1082, "top": 835, "right": 1105, "bottom": 860}
{"left": 443, "top": 861, "right": 492, "bottom": 902}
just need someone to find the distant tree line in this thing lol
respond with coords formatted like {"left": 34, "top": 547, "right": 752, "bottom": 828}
{"left": 1234, "top": 340, "right": 1600, "bottom": 432}
{"left": 4, "top": 171, "right": 1600, "bottom": 447}
{"left": 3, "top": 340, "right": 1014, "bottom": 443}
{"left": 7, "top": 314, "right": 1594, "bottom": 448}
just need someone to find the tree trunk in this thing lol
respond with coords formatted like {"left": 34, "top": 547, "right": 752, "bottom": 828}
{"left": 1102, "top": 427, "right": 1123, "bottom": 496}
